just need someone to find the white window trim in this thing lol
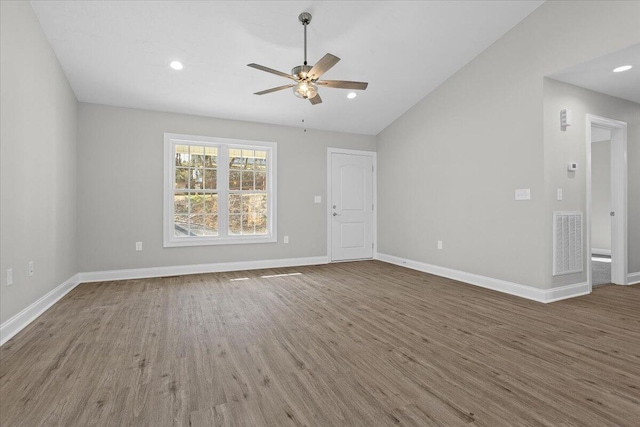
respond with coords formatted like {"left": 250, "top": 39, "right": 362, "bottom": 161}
{"left": 163, "top": 133, "right": 277, "bottom": 247}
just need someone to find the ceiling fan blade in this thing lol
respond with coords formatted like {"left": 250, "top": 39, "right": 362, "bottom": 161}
{"left": 308, "top": 54, "right": 340, "bottom": 80}
{"left": 316, "top": 80, "right": 368, "bottom": 90}
{"left": 254, "top": 84, "right": 296, "bottom": 95}
{"left": 309, "top": 93, "right": 323, "bottom": 105}
{"left": 247, "top": 63, "right": 297, "bottom": 81}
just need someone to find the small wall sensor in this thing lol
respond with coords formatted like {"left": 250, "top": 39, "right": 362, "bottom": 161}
{"left": 567, "top": 162, "right": 578, "bottom": 171}
{"left": 560, "top": 109, "right": 572, "bottom": 130}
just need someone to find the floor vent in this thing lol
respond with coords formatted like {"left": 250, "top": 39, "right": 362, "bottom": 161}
{"left": 553, "top": 211, "right": 583, "bottom": 276}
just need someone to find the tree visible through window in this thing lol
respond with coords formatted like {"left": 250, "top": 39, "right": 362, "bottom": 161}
{"left": 164, "top": 134, "right": 277, "bottom": 247}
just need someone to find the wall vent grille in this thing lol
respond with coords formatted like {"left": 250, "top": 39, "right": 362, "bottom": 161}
{"left": 553, "top": 211, "right": 583, "bottom": 276}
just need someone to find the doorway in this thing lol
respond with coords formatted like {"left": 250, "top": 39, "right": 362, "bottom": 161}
{"left": 586, "top": 115, "right": 628, "bottom": 290}
{"left": 327, "top": 149, "right": 376, "bottom": 262}
{"left": 590, "top": 126, "right": 612, "bottom": 286}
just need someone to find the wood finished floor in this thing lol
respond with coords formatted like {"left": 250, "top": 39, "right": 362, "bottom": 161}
{"left": 1, "top": 261, "right": 639, "bottom": 426}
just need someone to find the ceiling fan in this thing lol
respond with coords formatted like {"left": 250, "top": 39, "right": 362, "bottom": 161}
{"left": 248, "top": 12, "right": 368, "bottom": 105}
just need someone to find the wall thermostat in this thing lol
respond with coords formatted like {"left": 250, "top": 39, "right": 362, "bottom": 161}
{"left": 567, "top": 162, "right": 578, "bottom": 171}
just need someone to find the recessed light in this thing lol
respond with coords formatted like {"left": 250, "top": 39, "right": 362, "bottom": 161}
{"left": 170, "top": 61, "right": 183, "bottom": 70}
{"left": 613, "top": 65, "right": 632, "bottom": 73}
{"left": 347, "top": 92, "right": 357, "bottom": 99}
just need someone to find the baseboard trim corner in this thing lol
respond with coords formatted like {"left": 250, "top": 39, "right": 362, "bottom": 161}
{"left": 375, "top": 252, "right": 589, "bottom": 303}
{"left": 628, "top": 272, "right": 640, "bottom": 285}
{"left": 79, "top": 256, "right": 329, "bottom": 283}
{"left": 0, "top": 274, "right": 81, "bottom": 346}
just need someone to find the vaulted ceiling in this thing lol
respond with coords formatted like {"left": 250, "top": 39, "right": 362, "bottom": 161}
{"left": 31, "top": 1, "right": 544, "bottom": 135}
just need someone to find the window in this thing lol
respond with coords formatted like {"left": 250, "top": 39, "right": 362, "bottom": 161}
{"left": 164, "top": 133, "right": 277, "bottom": 247}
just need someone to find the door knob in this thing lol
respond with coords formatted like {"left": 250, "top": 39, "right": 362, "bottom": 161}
{"left": 333, "top": 212, "right": 340, "bottom": 216}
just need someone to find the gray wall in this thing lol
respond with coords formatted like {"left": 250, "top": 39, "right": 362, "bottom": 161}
{"left": 76, "top": 104, "right": 375, "bottom": 272}
{"left": 544, "top": 78, "right": 640, "bottom": 283}
{"left": 377, "top": 1, "right": 640, "bottom": 290}
{"left": 1, "top": 1, "right": 78, "bottom": 324}
{"left": 591, "top": 140, "right": 611, "bottom": 253}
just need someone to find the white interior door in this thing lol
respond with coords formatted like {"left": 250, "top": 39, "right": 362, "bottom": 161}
{"left": 330, "top": 152, "right": 374, "bottom": 261}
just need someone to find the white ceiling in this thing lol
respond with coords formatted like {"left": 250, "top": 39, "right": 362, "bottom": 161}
{"left": 549, "top": 43, "right": 640, "bottom": 105}
{"left": 30, "top": 1, "right": 543, "bottom": 135}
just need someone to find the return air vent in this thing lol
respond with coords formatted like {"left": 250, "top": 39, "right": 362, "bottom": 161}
{"left": 553, "top": 211, "right": 583, "bottom": 276}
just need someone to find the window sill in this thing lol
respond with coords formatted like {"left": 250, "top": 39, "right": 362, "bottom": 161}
{"left": 163, "top": 235, "right": 277, "bottom": 248}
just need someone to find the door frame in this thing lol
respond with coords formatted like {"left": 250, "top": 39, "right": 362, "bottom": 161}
{"left": 585, "top": 114, "right": 628, "bottom": 290}
{"left": 327, "top": 148, "right": 377, "bottom": 262}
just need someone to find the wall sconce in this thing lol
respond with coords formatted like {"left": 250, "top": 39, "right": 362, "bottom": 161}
{"left": 560, "top": 109, "right": 572, "bottom": 131}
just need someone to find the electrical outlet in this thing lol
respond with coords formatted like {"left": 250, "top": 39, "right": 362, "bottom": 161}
{"left": 7, "top": 268, "right": 13, "bottom": 286}
{"left": 284, "top": 236, "right": 289, "bottom": 244}
{"left": 28, "top": 261, "right": 34, "bottom": 277}
{"left": 136, "top": 242, "right": 142, "bottom": 251}
{"left": 314, "top": 196, "right": 321, "bottom": 203}
{"left": 437, "top": 240, "right": 443, "bottom": 250}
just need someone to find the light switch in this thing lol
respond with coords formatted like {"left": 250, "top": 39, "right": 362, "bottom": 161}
{"left": 515, "top": 189, "right": 531, "bottom": 201}
{"left": 557, "top": 189, "right": 563, "bottom": 201}
{"left": 314, "top": 196, "right": 321, "bottom": 203}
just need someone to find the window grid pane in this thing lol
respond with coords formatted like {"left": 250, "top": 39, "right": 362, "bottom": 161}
{"left": 174, "top": 143, "right": 221, "bottom": 238}
{"left": 227, "top": 192, "right": 268, "bottom": 236}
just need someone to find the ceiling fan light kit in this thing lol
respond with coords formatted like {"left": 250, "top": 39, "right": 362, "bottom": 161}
{"left": 248, "top": 12, "right": 368, "bottom": 105}
{"left": 294, "top": 81, "right": 318, "bottom": 99}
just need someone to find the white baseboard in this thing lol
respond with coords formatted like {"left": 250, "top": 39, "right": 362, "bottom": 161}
{"left": 628, "top": 272, "right": 640, "bottom": 285}
{"left": 79, "top": 256, "right": 328, "bottom": 283}
{"left": 1, "top": 274, "right": 81, "bottom": 346}
{"left": 591, "top": 248, "right": 611, "bottom": 256}
{"left": 375, "top": 252, "right": 589, "bottom": 303}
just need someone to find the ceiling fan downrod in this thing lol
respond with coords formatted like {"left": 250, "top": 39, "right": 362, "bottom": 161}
{"left": 299, "top": 12, "right": 312, "bottom": 66}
